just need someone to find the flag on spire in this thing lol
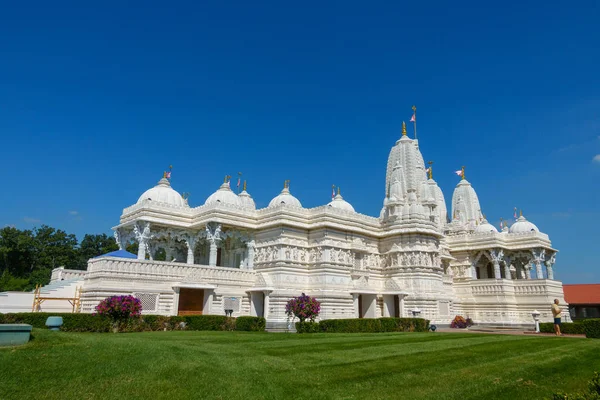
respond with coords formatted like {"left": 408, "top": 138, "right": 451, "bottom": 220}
{"left": 410, "top": 105, "right": 417, "bottom": 139}
{"left": 166, "top": 171, "right": 171, "bottom": 179}
{"left": 514, "top": 207, "right": 517, "bottom": 219}
{"left": 331, "top": 185, "right": 335, "bottom": 201}
{"left": 454, "top": 170, "right": 463, "bottom": 176}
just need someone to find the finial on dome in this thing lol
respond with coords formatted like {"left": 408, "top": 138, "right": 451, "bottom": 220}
{"left": 284, "top": 179, "right": 290, "bottom": 189}
{"left": 411, "top": 105, "right": 417, "bottom": 139}
{"left": 427, "top": 161, "right": 433, "bottom": 179}
{"left": 243, "top": 180, "right": 247, "bottom": 191}
{"left": 337, "top": 186, "right": 341, "bottom": 195}
{"left": 163, "top": 171, "right": 167, "bottom": 179}
{"left": 461, "top": 166, "right": 465, "bottom": 180}
{"left": 224, "top": 175, "right": 231, "bottom": 183}
{"left": 520, "top": 209, "right": 523, "bottom": 217}
{"left": 402, "top": 121, "right": 407, "bottom": 136}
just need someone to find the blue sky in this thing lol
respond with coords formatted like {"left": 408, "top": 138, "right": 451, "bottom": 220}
{"left": 0, "top": 1, "right": 598, "bottom": 283}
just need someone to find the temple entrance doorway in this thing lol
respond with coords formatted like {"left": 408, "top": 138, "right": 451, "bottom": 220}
{"left": 394, "top": 295, "right": 401, "bottom": 318}
{"left": 177, "top": 288, "right": 204, "bottom": 316}
{"left": 358, "top": 295, "right": 364, "bottom": 318}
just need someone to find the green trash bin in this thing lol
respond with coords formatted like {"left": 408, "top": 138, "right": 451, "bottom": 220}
{"left": 46, "top": 316, "right": 64, "bottom": 331}
{"left": 0, "top": 324, "right": 33, "bottom": 346}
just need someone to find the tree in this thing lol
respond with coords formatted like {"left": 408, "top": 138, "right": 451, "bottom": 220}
{"left": 78, "top": 233, "right": 119, "bottom": 268}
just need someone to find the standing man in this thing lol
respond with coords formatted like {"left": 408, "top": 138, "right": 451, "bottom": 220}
{"left": 552, "top": 299, "right": 562, "bottom": 336}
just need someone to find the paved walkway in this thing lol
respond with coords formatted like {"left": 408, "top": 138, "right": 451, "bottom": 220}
{"left": 435, "top": 327, "right": 585, "bottom": 338}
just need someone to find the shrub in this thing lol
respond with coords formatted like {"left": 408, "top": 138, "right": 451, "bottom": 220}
{"left": 318, "top": 318, "right": 430, "bottom": 333}
{"left": 94, "top": 295, "right": 142, "bottom": 321}
{"left": 285, "top": 293, "right": 321, "bottom": 323}
{"left": 141, "top": 315, "right": 175, "bottom": 331}
{"left": 540, "top": 322, "right": 586, "bottom": 335}
{"left": 451, "top": 315, "right": 473, "bottom": 329}
{"left": 295, "top": 321, "right": 321, "bottom": 333}
{"left": 0, "top": 312, "right": 111, "bottom": 332}
{"left": 183, "top": 315, "right": 233, "bottom": 331}
{"left": 584, "top": 319, "right": 600, "bottom": 339}
{"left": 235, "top": 316, "right": 266, "bottom": 331}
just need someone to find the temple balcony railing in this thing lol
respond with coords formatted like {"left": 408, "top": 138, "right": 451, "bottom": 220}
{"left": 50, "top": 267, "right": 88, "bottom": 283}
{"left": 86, "top": 257, "right": 256, "bottom": 286}
{"left": 455, "top": 278, "right": 566, "bottom": 298}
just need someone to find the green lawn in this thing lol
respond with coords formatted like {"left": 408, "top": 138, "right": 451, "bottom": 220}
{"left": 1, "top": 330, "right": 599, "bottom": 400}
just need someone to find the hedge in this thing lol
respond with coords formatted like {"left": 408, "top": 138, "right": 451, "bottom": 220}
{"left": 235, "top": 316, "right": 266, "bottom": 332}
{"left": 0, "top": 313, "right": 265, "bottom": 333}
{"left": 0, "top": 312, "right": 111, "bottom": 332}
{"left": 295, "top": 321, "right": 320, "bottom": 333}
{"left": 583, "top": 319, "right": 600, "bottom": 339}
{"left": 539, "top": 322, "right": 586, "bottom": 335}
{"left": 318, "top": 318, "right": 430, "bottom": 333}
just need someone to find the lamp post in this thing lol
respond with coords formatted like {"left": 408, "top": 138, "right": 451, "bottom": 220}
{"left": 531, "top": 310, "right": 540, "bottom": 333}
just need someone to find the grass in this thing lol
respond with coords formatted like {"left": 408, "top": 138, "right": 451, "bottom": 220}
{"left": 1, "top": 330, "right": 599, "bottom": 400}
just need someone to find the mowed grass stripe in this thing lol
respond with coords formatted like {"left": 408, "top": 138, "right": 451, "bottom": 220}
{"left": 0, "top": 330, "right": 598, "bottom": 400}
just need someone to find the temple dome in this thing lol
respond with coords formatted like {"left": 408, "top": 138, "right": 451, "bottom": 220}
{"left": 238, "top": 188, "right": 256, "bottom": 210}
{"left": 509, "top": 215, "right": 539, "bottom": 233}
{"left": 205, "top": 182, "right": 242, "bottom": 207}
{"left": 381, "top": 122, "right": 431, "bottom": 222}
{"left": 474, "top": 219, "right": 499, "bottom": 233}
{"left": 451, "top": 178, "right": 482, "bottom": 224}
{"left": 137, "top": 177, "right": 186, "bottom": 207}
{"left": 268, "top": 184, "right": 302, "bottom": 208}
{"left": 328, "top": 191, "right": 355, "bottom": 212}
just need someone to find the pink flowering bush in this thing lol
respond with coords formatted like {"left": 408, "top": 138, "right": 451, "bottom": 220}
{"left": 94, "top": 295, "right": 142, "bottom": 324}
{"left": 450, "top": 315, "right": 474, "bottom": 329}
{"left": 285, "top": 293, "right": 321, "bottom": 323}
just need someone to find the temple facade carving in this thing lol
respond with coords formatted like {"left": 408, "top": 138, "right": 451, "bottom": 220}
{"left": 70, "top": 123, "right": 567, "bottom": 328}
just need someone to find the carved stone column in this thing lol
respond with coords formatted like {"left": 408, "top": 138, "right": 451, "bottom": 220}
{"left": 206, "top": 223, "right": 222, "bottom": 267}
{"left": 525, "top": 264, "right": 532, "bottom": 279}
{"left": 133, "top": 221, "right": 152, "bottom": 260}
{"left": 114, "top": 229, "right": 125, "bottom": 250}
{"left": 165, "top": 247, "right": 173, "bottom": 263}
{"left": 185, "top": 236, "right": 197, "bottom": 265}
{"left": 489, "top": 249, "right": 503, "bottom": 279}
{"left": 263, "top": 291, "right": 270, "bottom": 320}
{"left": 532, "top": 249, "right": 546, "bottom": 279}
{"left": 503, "top": 256, "right": 512, "bottom": 280}
{"left": 471, "top": 263, "right": 477, "bottom": 279}
{"left": 246, "top": 239, "right": 256, "bottom": 270}
{"left": 544, "top": 252, "right": 555, "bottom": 280}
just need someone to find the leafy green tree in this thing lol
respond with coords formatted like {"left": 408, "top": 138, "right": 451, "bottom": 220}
{"left": 0, "top": 269, "right": 30, "bottom": 291}
{"left": 31, "top": 225, "right": 79, "bottom": 272}
{"left": 0, "top": 227, "right": 36, "bottom": 278}
{"left": 78, "top": 233, "right": 119, "bottom": 268}
{"left": 126, "top": 242, "right": 139, "bottom": 256}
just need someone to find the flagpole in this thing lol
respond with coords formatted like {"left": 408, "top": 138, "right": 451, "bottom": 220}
{"left": 412, "top": 105, "right": 417, "bottom": 139}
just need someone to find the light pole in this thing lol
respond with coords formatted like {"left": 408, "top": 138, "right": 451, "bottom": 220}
{"left": 531, "top": 310, "right": 540, "bottom": 333}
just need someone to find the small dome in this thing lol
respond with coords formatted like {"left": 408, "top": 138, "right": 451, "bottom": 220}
{"left": 205, "top": 182, "right": 242, "bottom": 207}
{"left": 268, "top": 185, "right": 302, "bottom": 208}
{"left": 137, "top": 177, "right": 186, "bottom": 207}
{"left": 474, "top": 219, "right": 499, "bottom": 233}
{"left": 328, "top": 191, "right": 355, "bottom": 212}
{"left": 238, "top": 190, "right": 256, "bottom": 210}
{"left": 509, "top": 215, "right": 539, "bottom": 233}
